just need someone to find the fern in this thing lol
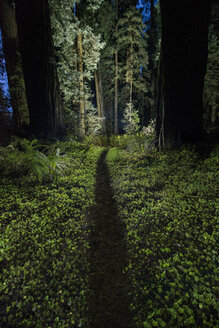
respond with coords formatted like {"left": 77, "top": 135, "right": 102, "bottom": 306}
{"left": 0, "top": 139, "right": 71, "bottom": 183}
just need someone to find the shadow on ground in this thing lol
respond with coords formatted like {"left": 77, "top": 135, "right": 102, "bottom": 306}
{"left": 88, "top": 150, "right": 133, "bottom": 328}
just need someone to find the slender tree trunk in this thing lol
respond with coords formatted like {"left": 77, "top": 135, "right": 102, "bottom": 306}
{"left": 157, "top": 0, "right": 211, "bottom": 149}
{"left": 98, "top": 66, "right": 106, "bottom": 134}
{"left": 77, "top": 32, "right": 85, "bottom": 137}
{"left": 211, "top": 95, "right": 217, "bottom": 126}
{"left": 95, "top": 64, "right": 106, "bottom": 134}
{"left": 130, "top": 78, "right": 133, "bottom": 104}
{"left": 114, "top": 0, "right": 119, "bottom": 135}
{"left": 129, "top": 46, "right": 133, "bottom": 104}
{"left": 155, "top": 45, "right": 164, "bottom": 148}
{"left": 0, "top": 0, "right": 29, "bottom": 136}
{"left": 15, "top": 0, "right": 63, "bottom": 138}
{"left": 94, "top": 70, "right": 102, "bottom": 118}
{"left": 110, "top": 101, "right": 113, "bottom": 135}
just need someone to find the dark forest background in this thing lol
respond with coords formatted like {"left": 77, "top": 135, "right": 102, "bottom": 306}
{"left": 0, "top": 0, "right": 218, "bottom": 149}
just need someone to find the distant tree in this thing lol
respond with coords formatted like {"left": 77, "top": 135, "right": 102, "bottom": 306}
{"left": 15, "top": 0, "right": 64, "bottom": 138}
{"left": 122, "top": 101, "right": 140, "bottom": 134}
{"left": 117, "top": 6, "right": 149, "bottom": 133}
{"left": 156, "top": 0, "right": 211, "bottom": 149}
{"left": 94, "top": 0, "right": 115, "bottom": 135}
{"left": 49, "top": 0, "right": 104, "bottom": 137}
{"left": 0, "top": 0, "right": 29, "bottom": 136}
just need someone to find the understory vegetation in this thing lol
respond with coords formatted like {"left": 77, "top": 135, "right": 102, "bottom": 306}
{"left": 0, "top": 139, "right": 102, "bottom": 327}
{"left": 0, "top": 137, "right": 218, "bottom": 327}
{"left": 107, "top": 142, "right": 218, "bottom": 328}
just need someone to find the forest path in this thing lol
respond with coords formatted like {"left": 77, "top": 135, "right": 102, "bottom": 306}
{"left": 88, "top": 149, "right": 133, "bottom": 328}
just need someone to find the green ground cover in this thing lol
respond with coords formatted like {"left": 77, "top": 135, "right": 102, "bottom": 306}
{"left": 0, "top": 140, "right": 103, "bottom": 328}
{"left": 0, "top": 138, "right": 218, "bottom": 328}
{"left": 107, "top": 145, "right": 219, "bottom": 328}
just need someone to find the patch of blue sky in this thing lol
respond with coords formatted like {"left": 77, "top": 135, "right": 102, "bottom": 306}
{"left": 140, "top": 65, "right": 143, "bottom": 75}
{"left": 0, "top": 30, "right": 10, "bottom": 97}
{"left": 0, "top": 29, "right": 12, "bottom": 112}
{"left": 137, "top": 0, "right": 159, "bottom": 24}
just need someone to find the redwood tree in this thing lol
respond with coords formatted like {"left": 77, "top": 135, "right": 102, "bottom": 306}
{"left": 0, "top": 0, "right": 29, "bottom": 136}
{"left": 157, "top": 0, "right": 211, "bottom": 149}
{"left": 15, "top": 0, "right": 63, "bottom": 137}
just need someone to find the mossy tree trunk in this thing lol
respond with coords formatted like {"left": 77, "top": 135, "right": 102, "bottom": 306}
{"left": 0, "top": 0, "right": 29, "bottom": 136}
{"left": 157, "top": 0, "right": 211, "bottom": 149}
{"left": 15, "top": 0, "right": 63, "bottom": 138}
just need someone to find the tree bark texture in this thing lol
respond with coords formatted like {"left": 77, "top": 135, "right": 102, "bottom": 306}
{"left": 15, "top": 0, "right": 63, "bottom": 138}
{"left": 158, "top": 0, "right": 211, "bottom": 149}
{"left": 0, "top": 0, "right": 29, "bottom": 136}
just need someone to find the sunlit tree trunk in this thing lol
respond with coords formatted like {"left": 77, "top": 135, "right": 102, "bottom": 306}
{"left": 95, "top": 64, "right": 106, "bottom": 134}
{"left": 157, "top": 0, "right": 211, "bottom": 149}
{"left": 0, "top": 0, "right": 29, "bottom": 136}
{"left": 94, "top": 70, "right": 102, "bottom": 118}
{"left": 15, "top": 0, "right": 63, "bottom": 138}
{"left": 77, "top": 32, "right": 85, "bottom": 137}
{"left": 98, "top": 65, "right": 106, "bottom": 133}
{"left": 114, "top": 0, "right": 119, "bottom": 135}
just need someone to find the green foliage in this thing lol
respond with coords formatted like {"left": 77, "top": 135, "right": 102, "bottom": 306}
{"left": 0, "top": 138, "right": 71, "bottom": 182}
{"left": 83, "top": 134, "right": 109, "bottom": 148}
{"left": 127, "top": 119, "right": 156, "bottom": 153}
{"left": 117, "top": 6, "right": 150, "bottom": 119}
{"left": 0, "top": 145, "right": 103, "bottom": 327}
{"left": 107, "top": 145, "right": 219, "bottom": 328}
{"left": 109, "top": 134, "right": 132, "bottom": 149}
{"left": 122, "top": 102, "right": 140, "bottom": 135}
{"left": 49, "top": 0, "right": 105, "bottom": 136}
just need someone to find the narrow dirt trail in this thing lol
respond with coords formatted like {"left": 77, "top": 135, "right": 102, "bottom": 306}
{"left": 88, "top": 150, "right": 133, "bottom": 328}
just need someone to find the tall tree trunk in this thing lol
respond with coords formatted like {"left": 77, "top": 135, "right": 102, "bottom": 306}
{"left": 109, "top": 100, "right": 113, "bottom": 135}
{"left": 114, "top": 0, "right": 119, "bottom": 135}
{"left": 94, "top": 70, "right": 102, "bottom": 118}
{"left": 95, "top": 64, "right": 106, "bottom": 134}
{"left": 211, "top": 95, "right": 217, "bottom": 126}
{"left": 129, "top": 45, "right": 133, "bottom": 104}
{"left": 98, "top": 64, "right": 106, "bottom": 134}
{"left": 15, "top": 0, "right": 63, "bottom": 138}
{"left": 155, "top": 45, "right": 164, "bottom": 148}
{"left": 77, "top": 32, "right": 85, "bottom": 137}
{"left": 0, "top": 111, "right": 9, "bottom": 146}
{"left": 0, "top": 0, "right": 29, "bottom": 136}
{"left": 157, "top": 0, "right": 211, "bottom": 149}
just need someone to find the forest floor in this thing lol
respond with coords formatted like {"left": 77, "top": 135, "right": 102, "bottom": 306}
{"left": 0, "top": 140, "right": 218, "bottom": 328}
{"left": 88, "top": 150, "right": 134, "bottom": 328}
